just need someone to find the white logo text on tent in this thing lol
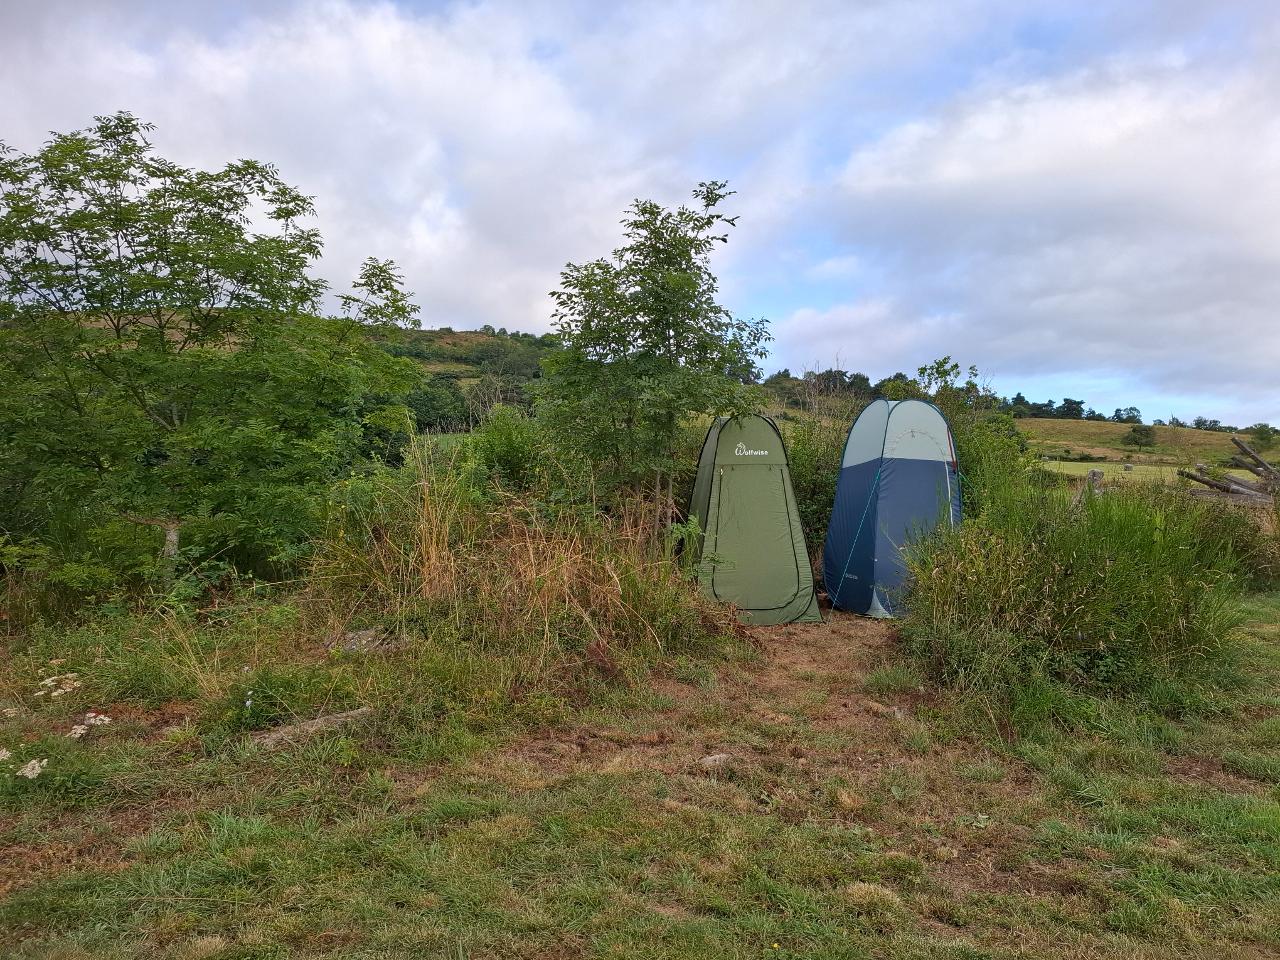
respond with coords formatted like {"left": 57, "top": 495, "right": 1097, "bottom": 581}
{"left": 734, "top": 443, "right": 769, "bottom": 456}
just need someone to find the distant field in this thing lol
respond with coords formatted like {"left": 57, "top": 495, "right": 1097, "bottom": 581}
{"left": 1040, "top": 460, "right": 1181, "bottom": 482}
{"left": 1018, "top": 418, "right": 1247, "bottom": 465}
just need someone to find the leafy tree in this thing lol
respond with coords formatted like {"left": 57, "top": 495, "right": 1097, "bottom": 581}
{"left": 338, "top": 257, "right": 421, "bottom": 327}
{"left": 1122, "top": 424, "right": 1157, "bottom": 448}
{"left": 800, "top": 369, "right": 872, "bottom": 396}
{"left": 0, "top": 113, "right": 416, "bottom": 585}
{"left": 1247, "top": 422, "right": 1277, "bottom": 452}
{"left": 872, "top": 372, "right": 918, "bottom": 400}
{"left": 846, "top": 372, "right": 873, "bottom": 394}
{"left": 1058, "top": 398, "right": 1085, "bottom": 419}
{"left": 406, "top": 379, "right": 468, "bottom": 432}
{"left": 538, "top": 181, "right": 769, "bottom": 493}
{"left": 1112, "top": 406, "right": 1143, "bottom": 424}
{"left": 762, "top": 369, "right": 804, "bottom": 405}
{"left": 1004, "top": 392, "right": 1032, "bottom": 418}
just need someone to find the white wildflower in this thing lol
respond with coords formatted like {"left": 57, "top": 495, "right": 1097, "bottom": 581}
{"left": 66, "top": 712, "right": 112, "bottom": 739}
{"left": 0, "top": 748, "right": 11, "bottom": 761}
{"left": 37, "top": 673, "right": 83, "bottom": 698}
{"left": 16, "top": 758, "right": 47, "bottom": 779}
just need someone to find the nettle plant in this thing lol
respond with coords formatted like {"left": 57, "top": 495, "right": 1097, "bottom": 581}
{"left": 0, "top": 113, "right": 418, "bottom": 587}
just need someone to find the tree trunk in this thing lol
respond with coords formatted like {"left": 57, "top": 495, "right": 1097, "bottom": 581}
{"left": 125, "top": 516, "right": 183, "bottom": 585}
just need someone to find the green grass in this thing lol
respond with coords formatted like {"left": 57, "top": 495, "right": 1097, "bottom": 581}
{"left": 902, "top": 480, "right": 1270, "bottom": 701}
{"left": 2, "top": 594, "right": 1278, "bottom": 958}
{"left": 1018, "top": 418, "right": 1254, "bottom": 465}
{"left": 1041, "top": 459, "right": 1258, "bottom": 484}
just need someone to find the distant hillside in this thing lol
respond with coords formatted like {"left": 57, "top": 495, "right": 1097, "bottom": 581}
{"left": 1018, "top": 417, "right": 1242, "bottom": 465}
{"left": 375, "top": 326, "right": 561, "bottom": 431}
{"left": 387, "top": 326, "right": 560, "bottom": 385}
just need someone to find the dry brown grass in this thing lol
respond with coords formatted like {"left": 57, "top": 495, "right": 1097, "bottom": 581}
{"left": 308, "top": 440, "right": 734, "bottom": 692}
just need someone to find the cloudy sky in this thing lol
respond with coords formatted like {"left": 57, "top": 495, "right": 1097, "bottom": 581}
{"left": 3, "top": 0, "right": 1277, "bottom": 424}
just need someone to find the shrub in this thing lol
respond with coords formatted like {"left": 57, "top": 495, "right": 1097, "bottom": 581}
{"left": 903, "top": 482, "right": 1260, "bottom": 708}
{"left": 1123, "top": 424, "right": 1157, "bottom": 448}
{"left": 781, "top": 413, "right": 852, "bottom": 551}
{"left": 310, "top": 442, "right": 736, "bottom": 720}
{"left": 463, "top": 405, "right": 549, "bottom": 492}
{"left": 950, "top": 412, "right": 1028, "bottom": 517}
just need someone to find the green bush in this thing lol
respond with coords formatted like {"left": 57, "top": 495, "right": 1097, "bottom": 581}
{"left": 464, "top": 405, "right": 548, "bottom": 491}
{"left": 216, "top": 664, "right": 358, "bottom": 734}
{"left": 903, "top": 482, "right": 1260, "bottom": 708}
{"left": 312, "top": 450, "right": 737, "bottom": 719}
{"left": 949, "top": 411, "right": 1028, "bottom": 517}
{"left": 781, "top": 414, "right": 850, "bottom": 551}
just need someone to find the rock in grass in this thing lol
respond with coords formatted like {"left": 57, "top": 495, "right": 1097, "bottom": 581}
{"left": 330, "top": 627, "right": 403, "bottom": 654}
{"left": 864, "top": 699, "right": 907, "bottom": 721}
{"left": 251, "top": 707, "right": 373, "bottom": 750}
{"left": 698, "top": 752, "right": 734, "bottom": 771}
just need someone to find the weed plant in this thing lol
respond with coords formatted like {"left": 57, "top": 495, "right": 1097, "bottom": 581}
{"left": 904, "top": 471, "right": 1277, "bottom": 720}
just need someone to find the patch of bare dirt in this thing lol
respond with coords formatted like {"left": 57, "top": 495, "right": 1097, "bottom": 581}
{"left": 1163, "top": 754, "right": 1269, "bottom": 796}
{"left": 0, "top": 803, "right": 159, "bottom": 898}
{"left": 472, "top": 608, "right": 1124, "bottom": 926}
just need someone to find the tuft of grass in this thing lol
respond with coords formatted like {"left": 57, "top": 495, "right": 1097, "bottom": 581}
{"left": 1221, "top": 750, "right": 1280, "bottom": 784}
{"left": 309, "top": 440, "right": 736, "bottom": 719}
{"left": 863, "top": 662, "right": 922, "bottom": 696}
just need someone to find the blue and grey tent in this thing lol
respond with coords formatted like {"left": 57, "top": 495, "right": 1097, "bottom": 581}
{"left": 823, "top": 399, "right": 960, "bottom": 617}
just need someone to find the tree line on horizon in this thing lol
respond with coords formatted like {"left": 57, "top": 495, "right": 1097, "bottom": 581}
{"left": 758, "top": 368, "right": 1274, "bottom": 448}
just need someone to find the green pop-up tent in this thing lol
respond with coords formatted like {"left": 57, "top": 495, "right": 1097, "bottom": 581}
{"left": 687, "top": 415, "right": 821, "bottom": 625}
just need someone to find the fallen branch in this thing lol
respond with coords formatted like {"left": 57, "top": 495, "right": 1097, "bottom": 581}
{"left": 1230, "top": 456, "right": 1273, "bottom": 480}
{"left": 1186, "top": 488, "right": 1274, "bottom": 507}
{"left": 250, "top": 707, "right": 373, "bottom": 750}
{"left": 1215, "top": 471, "right": 1269, "bottom": 495}
{"left": 1231, "top": 436, "right": 1277, "bottom": 476}
{"left": 1179, "top": 469, "right": 1239, "bottom": 495}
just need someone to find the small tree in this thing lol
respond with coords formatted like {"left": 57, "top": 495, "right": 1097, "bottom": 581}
{"left": 1122, "top": 424, "right": 1157, "bottom": 448}
{"left": 538, "top": 182, "right": 769, "bottom": 495}
{"left": 1247, "top": 422, "right": 1277, "bottom": 452}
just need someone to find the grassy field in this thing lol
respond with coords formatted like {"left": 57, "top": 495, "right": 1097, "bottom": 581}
{"left": 1037, "top": 460, "right": 1182, "bottom": 482}
{"left": 2, "top": 595, "right": 1278, "bottom": 958}
{"left": 1017, "top": 418, "right": 1252, "bottom": 465}
{"left": 1017, "top": 418, "right": 1277, "bottom": 487}
{"left": 1036, "top": 459, "right": 1262, "bottom": 485}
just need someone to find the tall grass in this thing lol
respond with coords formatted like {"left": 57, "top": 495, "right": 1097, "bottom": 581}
{"left": 309, "top": 439, "right": 735, "bottom": 714}
{"left": 903, "top": 476, "right": 1277, "bottom": 713}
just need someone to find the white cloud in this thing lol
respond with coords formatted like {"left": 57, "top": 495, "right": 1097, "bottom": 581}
{"left": 0, "top": 0, "right": 1277, "bottom": 422}
{"left": 775, "top": 299, "right": 964, "bottom": 377}
{"left": 813, "top": 52, "right": 1280, "bottom": 421}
